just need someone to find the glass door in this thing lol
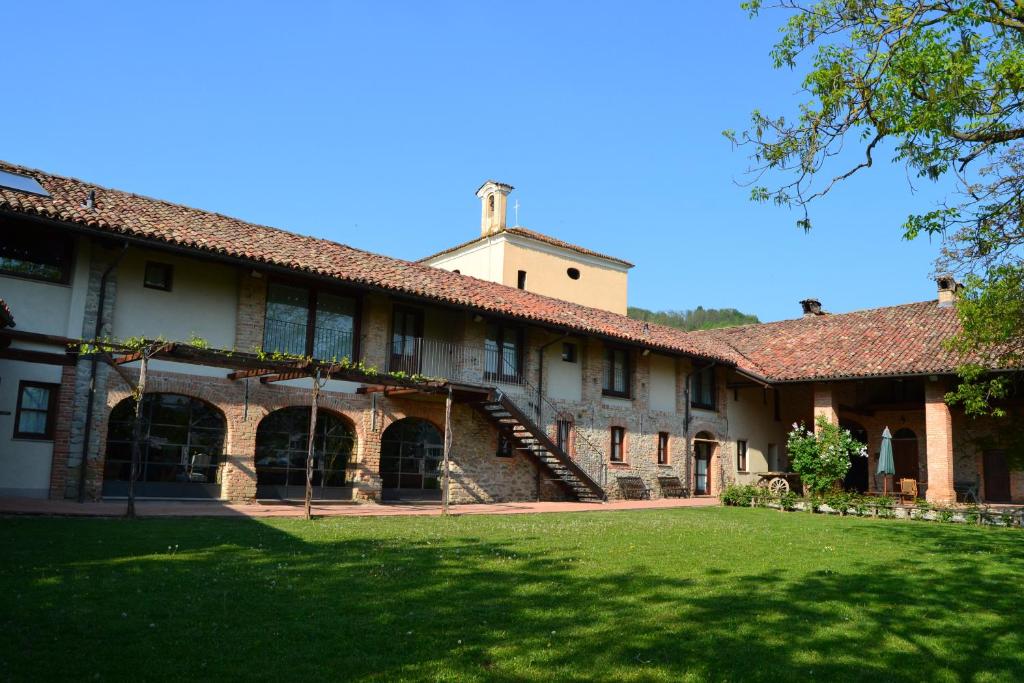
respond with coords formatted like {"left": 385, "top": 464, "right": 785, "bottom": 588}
{"left": 694, "top": 442, "right": 711, "bottom": 495}
{"left": 390, "top": 307, "right": 423, "bottom": 374}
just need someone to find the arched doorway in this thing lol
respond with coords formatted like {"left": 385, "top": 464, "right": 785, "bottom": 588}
{"left": 255, "top": 407, "right": 356, "bottom": 500}
{"left": 693, "top": 431, "right": 716, "bottom": 496}
{"left": 103, "top": 393, "right": 226, "bottom": 498}
{"left": 841, "top": 420, "right": 869, "bottom": 493}
{"left": 379, "top": 418, "right": 443, "bottom": 501}
{"left": 892, "top": 428, "right": 919, "bottom": 483}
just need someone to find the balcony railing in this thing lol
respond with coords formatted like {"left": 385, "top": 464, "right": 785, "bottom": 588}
{"left": 263, "top": 318, "right": 355, "bottom": 361}
{"left": 386, "top": 337, "right": 528, "bottom": 393}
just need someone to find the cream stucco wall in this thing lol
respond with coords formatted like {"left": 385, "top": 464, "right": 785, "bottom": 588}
{"left": 111, "top": 248, "right": 238, "bottom": 348}
{"left": 423, "top": 233, "right": 629, "bottom": 315}
{"left": 426, "top": 239, "right": 505, "bottom": 282}
{"left": 500, "top": 240, "right": 628, "bottom": 315}
{"left": 544, "top": 339, "right": 582, "bottom": 402}
{"left": 648, "top": 354, "right": 676, "bottom": 413}
{"left": 0, "top": 360, "right": 62, "bottom": 497}
{"left": 727, "top": 384, "right": 789, "bottom": 485}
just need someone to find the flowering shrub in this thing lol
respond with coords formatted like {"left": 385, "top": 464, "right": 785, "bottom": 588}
{"left": 786, "top": 416, "right": 868, "bottom": 496}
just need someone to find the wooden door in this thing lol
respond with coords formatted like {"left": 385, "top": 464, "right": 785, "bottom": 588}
{"left": 983, "top": 450, "right": 1011, "bottom": 503}
{"left": 892, "top": 430, "right": 918, "bottom": 483}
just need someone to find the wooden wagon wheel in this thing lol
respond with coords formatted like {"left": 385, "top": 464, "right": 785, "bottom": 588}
{"left": 755, "top": 477, "right": 770, "bottom": 489}
{"left": 768, "top": 477, "right": 790, "bottom": 495}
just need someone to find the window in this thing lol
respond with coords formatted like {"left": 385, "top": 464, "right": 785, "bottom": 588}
{"left": 556, "top": 418, "right": 573, "bottom": 454}
{"left": 390, "top": 307, "right": 423, "bottom": 374}
{"left": 263, "top": 282, "right": 357, "bottom": 360}
{"left": 610, "top": 426, "right": 625, "bottom": 462}
{"left": 0, "top": 221, "right": 73, "bottom": 284}
{"left": 14, "top": 382, "right": 58, "bottom": 439}
{"left": 517, "top": 270, "right": 527, "bottom": 290}
{"left": 255, "top": 407, "right": 356, "bottom": 497}
{"left": 603, "top": 347, "right": 631, "bottom": 397}
{"left": 103, "top": 394, "right": 226, "bottom": 492}
{"left": 143, "top": 261, "right": 173, "bottom": 291}
{"left": 561, "top": 342, "right": 577, "bottom": 363}
{"left": 690, "top": 365, "right": 716, "bottom": 410}
{"left": 737, "top": 440, "right": 748, "bottom": 472}
{"left": 496, "top": 434, "right": 513, "bottom": 458}
{"left": 566, "top": 267, "right": 580, "bottom": 280}
{"left": 485, "top": 324, "right": 523, "bottom": 383}
{"left": 657, "top": 431, "right": 670, "bottom": 465}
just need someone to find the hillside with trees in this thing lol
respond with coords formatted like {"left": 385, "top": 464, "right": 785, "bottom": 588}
{"left": 627, "top": 306, "right": 760, "bottom": 331}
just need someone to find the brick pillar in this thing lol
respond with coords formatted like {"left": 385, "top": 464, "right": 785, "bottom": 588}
{"left": 812, "top": 383, "right": 837, "bottom": 432}
{"left": 222, "top": 405, "right": 262, "bottom": 502}
{"left": 48, "top": 364, "right": 77, "bottom": 499}
{"left": 235, "top": 272, "right": 267, "bottom": 353}
{"left": 925, "top": 380, "right": 955, "bottom": 504}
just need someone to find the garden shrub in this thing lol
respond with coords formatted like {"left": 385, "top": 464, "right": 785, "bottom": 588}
{"left": 786, "top": 417, "right": 868, "bottom": 496}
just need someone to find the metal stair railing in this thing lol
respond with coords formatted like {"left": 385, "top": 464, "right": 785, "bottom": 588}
{"left": 505, "top": 376, "right": 609, "bottom": 493}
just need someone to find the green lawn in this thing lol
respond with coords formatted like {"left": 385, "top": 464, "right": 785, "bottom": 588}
{"left": 2, "top": 507, "right": 1023, "bottom": 682}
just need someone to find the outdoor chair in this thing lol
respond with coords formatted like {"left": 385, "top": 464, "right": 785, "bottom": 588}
{"left": 657, "top": 476, "right": 689, "bottom": 498}
{"left": 954, "top": 480, "right": 981, "bottom": 504}
{"left": 898, "top": 478, "right": 918, "bottom": 503}
{"left": 617, "top": 475, "right": 652, "bottom": 500}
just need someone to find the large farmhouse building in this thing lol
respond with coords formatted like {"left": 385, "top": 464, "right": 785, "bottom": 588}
{"left": 0, "top": 160, "right": 1019, "bottom": 505}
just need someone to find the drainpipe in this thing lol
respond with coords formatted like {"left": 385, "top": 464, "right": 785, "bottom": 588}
{"left": 77, "top": 242, "right": 128, "bottom": 502}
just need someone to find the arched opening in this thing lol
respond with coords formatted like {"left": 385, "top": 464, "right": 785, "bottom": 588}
{"left": 103, "top": 393, "right": 226, "bottom": 498}
{"left": 255, "top": 407, "right": 356, "bottom": 500}
{"left": 892, "top": 427, "right": 919, "bottom": 483}
{"left": 840, "top": 419, "right": 869, "bottom": 492}
{"left": 693, "top": 431, "right": 716, "bottom": 496}
{"left": 379, "top": 417, "right": 443, "bottom": 501}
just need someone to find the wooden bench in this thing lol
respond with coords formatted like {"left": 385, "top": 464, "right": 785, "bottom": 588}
{"left": 617, "top": 475, "right": 652, "bottom": 500}
{"left": 657, "top": 476, "right": 689, "bottom": 498}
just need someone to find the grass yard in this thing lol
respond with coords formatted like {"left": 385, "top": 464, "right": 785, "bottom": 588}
{"left": 2, "top": 507, "right": 1023, "bottom": 682}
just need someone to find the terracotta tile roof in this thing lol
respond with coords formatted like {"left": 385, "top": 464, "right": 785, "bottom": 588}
{"left": 0, "top": 299, "right": 13, "bottom": 328}
{"left": 419, "top": 227, "right": 635, "bottom": 268}
{"left": 694, "top": 301, "right": 974, "bottom": 381}
{"left": 0, "top": 160, "right": 720, "bottom": 362}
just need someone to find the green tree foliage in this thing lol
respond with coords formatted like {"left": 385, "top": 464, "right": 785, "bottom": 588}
{"left": 729, "top": 0, "right": 1024, "bottom": 417}
{"left": 628, "top": 305, "right": 760, "bottom": 331}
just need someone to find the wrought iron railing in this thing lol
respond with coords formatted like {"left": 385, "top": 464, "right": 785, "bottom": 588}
{"left": 263, "top": 318, "right": 355, "bottom": 361}
{"left": 382, "top": 336, "right": 607, "bottom": 489}
{"left": 384, "top": 337, "right": 529, "bottom": 392}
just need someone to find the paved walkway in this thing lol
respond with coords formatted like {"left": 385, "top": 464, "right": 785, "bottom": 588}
{"left": 0, "top": 496, "right": 718, "bottom": 519}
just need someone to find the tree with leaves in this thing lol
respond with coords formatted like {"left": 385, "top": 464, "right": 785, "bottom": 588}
{"left": 728, "top": 0, "right": 1023, "bottom": 423}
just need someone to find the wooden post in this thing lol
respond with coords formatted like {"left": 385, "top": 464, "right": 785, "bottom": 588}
{"left": 442, "top": 386, "right": 452, "bottom": 516}
{"left": 304, "top": 369, "right": 321, "bottom": 521}
{"left": 126, "top": 352, "right": 149, "bottom": 519}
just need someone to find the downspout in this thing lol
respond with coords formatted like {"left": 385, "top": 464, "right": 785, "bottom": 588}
{"left": 77, "top": 242, "right": 129, "bottom": 502}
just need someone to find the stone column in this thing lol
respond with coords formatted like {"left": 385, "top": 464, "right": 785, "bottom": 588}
{"left": 925, "top": 380, "right": 956, "bottom": 504}
{"left": 812, "top": 383, "right": 838, "bottom": 432}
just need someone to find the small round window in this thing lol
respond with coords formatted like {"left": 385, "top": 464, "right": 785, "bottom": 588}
{"left": 567, "top": 267, "right": 581, "bottom": 280}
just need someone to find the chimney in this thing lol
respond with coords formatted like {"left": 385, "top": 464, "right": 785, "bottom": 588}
{"left": 476, "top": 180, "right": 513, "bottom": 236}
{"left": 936, "top": 274, "right": 959, "bottom": 307}
{"left": 799, "top": 298, "right": 823, "bottom": 317}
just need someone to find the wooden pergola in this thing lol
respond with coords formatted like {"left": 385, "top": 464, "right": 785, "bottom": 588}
{"left": 66, "top": 338, "right": 468, "bottom": 518}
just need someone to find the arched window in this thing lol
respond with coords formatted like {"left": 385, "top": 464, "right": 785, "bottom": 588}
{"left": 255, "top": 407, "right": 356, "bottom": 500}
{"left": 379, "top": 418, "right": 443, "bottom": 500}
{"left": 488, "top": 194, "right": 495, "bottom": 215}
{"left": 103, "top": 394, "right": 226, "bottom": 498}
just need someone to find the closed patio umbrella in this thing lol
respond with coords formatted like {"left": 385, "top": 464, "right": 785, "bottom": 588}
{"left": 877, "top": 427, "right": 896, "bottom": 494}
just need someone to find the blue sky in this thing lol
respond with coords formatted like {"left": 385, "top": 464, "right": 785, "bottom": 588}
{"left": 2, "top": 1, "right": 949, "bottom": 322}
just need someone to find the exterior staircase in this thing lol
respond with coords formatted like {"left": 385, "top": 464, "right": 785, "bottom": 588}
{"left": 472, "top": 390, "right": 606, "bottom": 502}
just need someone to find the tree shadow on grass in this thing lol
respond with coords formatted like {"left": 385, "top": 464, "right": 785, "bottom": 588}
{"left": 1, "top": 512, "right": 1023, "bottom": 681}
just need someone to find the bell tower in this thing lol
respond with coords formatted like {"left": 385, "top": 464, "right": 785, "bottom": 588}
{"left": 476, "top": 180, "right": 513, "bottom": 236}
